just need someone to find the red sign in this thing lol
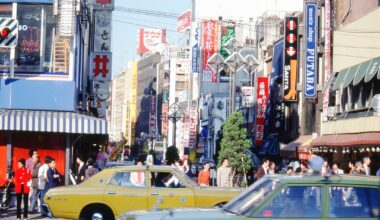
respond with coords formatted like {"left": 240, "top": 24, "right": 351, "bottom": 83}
{"left": 287, "top": 20, "right": 297, "bottom": 30}
{"left": 286, "top": 33, "right": 297, "bottom": 44}
{"left": 96, "top": 0, "right": 112, "bottom": 4}
{"left": 177, "top": 10, "right": 191, "bottom": 32}
{"left": 137, "top": 28, "right": 166, "bottom": 54}
{"left": 202, "top": 20, "right": 218, "bottom": 82}
{"left": 90, "top": 52, "right": 112, "bottom": 81}
{"left": 255, "top": 77, "right": 269, "bottom": 145}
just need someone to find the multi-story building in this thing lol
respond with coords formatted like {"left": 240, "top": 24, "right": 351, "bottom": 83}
{"left": 135, "top": 52, "right": 162, "bottom": 138}
{"left": 0, "top": 0, "right": 110, "bottom": 185}
{"left": 110, "top": 71, "right": 127, "bottom": 142}
{"left": 310, "top": 0, "right": 380, "bottom": 173}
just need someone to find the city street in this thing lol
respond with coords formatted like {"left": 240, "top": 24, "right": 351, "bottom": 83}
{"left": 0, "top": 0, "right": 379, "bottom": 219}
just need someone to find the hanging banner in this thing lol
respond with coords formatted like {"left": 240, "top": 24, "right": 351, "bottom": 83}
{"left": 189, "top": 100, "right": 198, "bottom": 149}
{"left": 256, "top": 77, "right": 269, "bottom": 145}
{"left": 323, "top": 0, "right": 332, "bottom": 120}
{"left": 304, "top": 2, "right": 318, "bottom": 98}
{"left": 202, "top": 20, "right": 218, "bottom": 82}
{"left": 283, "top": 17, "right": 298, "bottom": 102}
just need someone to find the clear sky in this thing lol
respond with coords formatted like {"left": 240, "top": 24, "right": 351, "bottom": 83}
{"left": 112, "top": 0, "right": 191, "bottom": 76}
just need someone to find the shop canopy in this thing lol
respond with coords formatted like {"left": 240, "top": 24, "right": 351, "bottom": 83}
{"left": 281, "top": 135, "right": 313, "bottom": 152}
{"left": 310, "top": 132, "right": 380, "bottom": 147}
{"left": 333, "top": 56, "right": 380, "bottom": 90}
{"left": 0, "top": 110, "right": 108, "bottom": 135}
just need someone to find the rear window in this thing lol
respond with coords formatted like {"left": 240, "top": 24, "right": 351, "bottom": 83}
{"left": 329, "top": 186, "right": 379, "bottom": 218}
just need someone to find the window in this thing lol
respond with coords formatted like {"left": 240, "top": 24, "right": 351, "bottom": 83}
{"left": 150, "top": 172, "right": 186, "bottom": 188}
{"left": 255, "top": 186, "right": 323, "bottom": 218}
{"left": 110, "top": 171, "right": 146, "bottom": 188}
{"left": 15, "top": 4, "right": 56, "bottom": 73}
{"left": 329, "top": 187, "right": 379, "bottom": 218}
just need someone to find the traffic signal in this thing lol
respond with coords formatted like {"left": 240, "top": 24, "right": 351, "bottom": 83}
{"left": 0, "top": 18, "right": 18, "bottom": 47}
{"left": 0, "top": 27, "right": 10, "bottom": 39}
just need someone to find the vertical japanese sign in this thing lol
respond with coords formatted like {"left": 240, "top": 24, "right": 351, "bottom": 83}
{"left": 323, "top": 0, "right": 332, "bottom": 120}
{"left": 220, "top": 22, "right": 235, "bottom": 82}
{"left": 162, "top": 103, "right": 169, "bottom": 137}
{"left": 180, "top": 106, "right": 190, "bottom": 151}
{"left": 305, "top": 2, "right": 318, "bottom": 98}
{"left": 191, "top": 22, "right": 199, "bottom": 72}
{"left": 220, "top": 22, "right": 235, "bottom": 59}
{"left": 94, "top": 11, "right": 112, "bottom": 52}
{"left": 283, "top": 17, "right": 298, "bottom": 102}
{"left": 177, "top": 10, "right": 191, "bottom": 32}
{"left": 149, "top": 95, "right": 156, "bottom": 135}
{"left": 188, "top": 100, "right": 198, "bottom": 150}
{"left": 202, "top": 20, "right": 218, "bottom": 82}
{"left": 130, "top": 62, "right": 138, "bottom": 144}
{"left": 256, "top": 77, "right": 268, "bottom": 145}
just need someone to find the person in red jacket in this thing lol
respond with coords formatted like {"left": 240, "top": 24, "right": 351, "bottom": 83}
{"left": 14, "top": 158, "right": 32, "bottom": 220}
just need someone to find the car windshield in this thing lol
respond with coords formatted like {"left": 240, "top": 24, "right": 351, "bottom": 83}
{"left": 171, "top": 167, "right": 197, "bottom": 187}
{"left": 222, "top": 177, "right": 283, "bottom": 215}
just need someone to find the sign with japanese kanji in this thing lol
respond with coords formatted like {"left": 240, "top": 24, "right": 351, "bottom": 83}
{"left": 149, "top": 95, "right": 156, "bottom": 135}
{"left": 90, "top": 52, "right": 112, "bottom": 81}
{"left": 94, "top": 10, "right": 112, "bottom": 52}
{"left": 256, "top": 77, "right": 268, "bottom": 145}
{"left": 188, "top": 100, "right": 198, "bottom": 150}
{"left": 202, "top": 20, "right": 218, "bottom": 82}
{"left": 92, "top": 80, "right": 110, "bottom": 100}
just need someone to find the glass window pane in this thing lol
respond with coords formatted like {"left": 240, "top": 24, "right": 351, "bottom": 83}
{"left": 0, "top": 4, "right": 12, "bottom": 74}
{"left": 329, "top": 187, "right": 379, "bottom": 218}
{"left": 15, "top": 4, "right": 57, "bottom": 74}
{"left": 110, "top": 172, "right": 146, "bottom": 188}
{"left": 255, "top": 186, "right": 323, "bottom": 218}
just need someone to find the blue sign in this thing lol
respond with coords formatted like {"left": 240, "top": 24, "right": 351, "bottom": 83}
{"left": 192, "top": 24, "right": 199, "bottom": 72}
{"left": 305, "top": 2, "right": 318, "bottom": 98}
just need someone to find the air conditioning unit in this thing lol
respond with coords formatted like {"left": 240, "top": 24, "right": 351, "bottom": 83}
{"left": 327, "top": 107, "right": 335, "bottom": 117}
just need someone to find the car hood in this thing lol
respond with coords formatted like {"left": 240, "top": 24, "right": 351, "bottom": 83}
{"left": 119, "top": 208, "right": 240, "bottom": 220}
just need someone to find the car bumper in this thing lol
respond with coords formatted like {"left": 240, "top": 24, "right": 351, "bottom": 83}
{"left": 42, "top": 204, "right": 53, "bottom": 218}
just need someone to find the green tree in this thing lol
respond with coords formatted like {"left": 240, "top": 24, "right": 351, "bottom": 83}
{"left": 218, "top": 112, "right": 252, "bottom": 187}
{"left": 165, "top": 145, "right": 179, "bottom": 165}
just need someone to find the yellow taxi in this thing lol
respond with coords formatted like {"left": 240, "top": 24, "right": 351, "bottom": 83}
{"left": 42, "top": 165, "right": 241, "bottom": 220}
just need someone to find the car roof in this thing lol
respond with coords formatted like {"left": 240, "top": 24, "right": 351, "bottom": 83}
{"left": 105, "top": 165, "right": 176, "bottom": 172}
{"left": 266, "top": 174, "right": 380, "bottom": 186}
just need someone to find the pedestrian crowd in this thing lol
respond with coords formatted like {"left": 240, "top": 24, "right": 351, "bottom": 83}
{"left": 173, "top": 156, "right": 379, "bottom": 188}
{"left": 1, "top": 148, "right": 103, "bottom": 220}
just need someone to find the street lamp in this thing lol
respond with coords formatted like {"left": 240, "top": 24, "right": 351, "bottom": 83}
{"left": 168, "top": 102, "right": 184, "bottom": 147}
{"left": 225, "top": 52, "right": 246, "bottom": 113}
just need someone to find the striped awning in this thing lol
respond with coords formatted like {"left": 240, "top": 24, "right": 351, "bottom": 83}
{"left": 0, "top": 110, "right": 108, "bottom": 135}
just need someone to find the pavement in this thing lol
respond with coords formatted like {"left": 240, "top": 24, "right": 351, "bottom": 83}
{"left": 0, "top": 207, "right": 65, "bottom": 219}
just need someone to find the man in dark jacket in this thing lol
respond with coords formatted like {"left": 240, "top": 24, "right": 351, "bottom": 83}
{"left": 76, "top": 155, "right": 86, "bottom": 184}
{"left": 256, "top": 158, "right": 270, "bottom": 181}
{"left": 45, "top": 159, "right": 60, "bottom": 192}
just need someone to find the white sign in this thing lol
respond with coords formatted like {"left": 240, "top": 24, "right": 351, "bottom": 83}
{"left": 89, "top": 52, "right": 112, "bottom": 81}
{"left": 93, "top": 80, "right": 110, "bottom": 100}
{"left": 242, "top": 86, "right": 254, "bottom": 108}
{"left": 94, "top": 11, "right": 112, "bottom": 52}
{"left": 137, "top": 28, "right": 166, "bottom": 54}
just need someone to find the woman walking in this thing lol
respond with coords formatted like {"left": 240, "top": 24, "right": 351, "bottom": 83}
{"left": 14, "top": 158, "right": 32, "bottom": 220}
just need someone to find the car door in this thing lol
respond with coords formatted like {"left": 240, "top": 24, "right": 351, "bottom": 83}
{"left": 147, "top": 170, "right": 195, "bottom": 209}
{"left": 103, "top": 171, "right": 148, "bottom": 216}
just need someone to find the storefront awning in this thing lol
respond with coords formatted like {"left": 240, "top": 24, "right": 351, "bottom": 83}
{"left": 334, "top": 56, "right": 380, "bottom": 90}
{"left": 310, "top": 132, "right": 380, "bottom": 147}
{"left": 364, "top": 56, "right": 380, "bottom": 83}
{"left": 0, "top": 110, "right": 108, "bottom": 134}
{"left": 281, "top": 135, "right": 312, "bottom": 152}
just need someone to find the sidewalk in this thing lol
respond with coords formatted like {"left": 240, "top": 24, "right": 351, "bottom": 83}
{"left": 0, "top": 207, "right": 65, "bottom": 219}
